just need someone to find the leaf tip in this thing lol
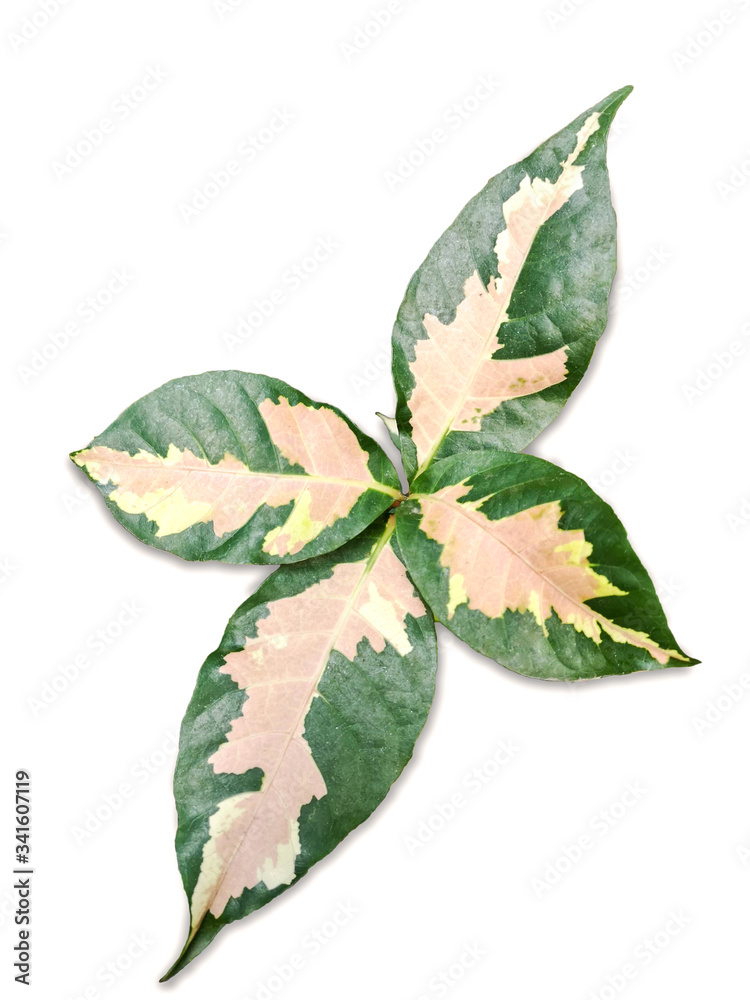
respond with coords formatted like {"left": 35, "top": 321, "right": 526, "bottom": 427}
{"left": 376, "top": 411, "right": 402, "bottom": 451}
{"left": 158, "top": 940, "right": 191, "bottom": 983}
{"left": 599, "top": 84, "right": 633, "bottom": 115}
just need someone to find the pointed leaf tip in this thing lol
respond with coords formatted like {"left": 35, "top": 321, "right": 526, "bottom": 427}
{"left": 376, "top": 412, "right": 402, "bottom": 450}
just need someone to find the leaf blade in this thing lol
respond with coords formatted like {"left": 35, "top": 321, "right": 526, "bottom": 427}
{"left": 164, "top": 515, "right": 437, "bottom": 978}
{"left": 392, "top": 87, "right": 631, "bottom": 482}
{"left": 72, "top": 371, "right": 401, "bottom": 564}
{"left": 395, "top": 451, "right": 696, "bottom": 679}
{"left": 376, "top": 411, "right": 402, "bottom": 450}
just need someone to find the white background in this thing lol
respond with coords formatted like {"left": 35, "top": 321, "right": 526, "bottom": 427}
{"left": 2, "top": 0, "right": 748, "bottom": 997}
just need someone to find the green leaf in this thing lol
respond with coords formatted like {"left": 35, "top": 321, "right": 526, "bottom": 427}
{"left": 376, "top": 411, "right": 401, "bottom": 450}
{"left": 392, "top": 87, "right": 631, "bottom": 483}
{"left": 395, "top": 450, "right": 697, "bottom": 680}
{"left": 163, "top": 515, "right": 437, "bottom": 979}
{"left": 71, "top": 371, "right": 401, "bottom": 564}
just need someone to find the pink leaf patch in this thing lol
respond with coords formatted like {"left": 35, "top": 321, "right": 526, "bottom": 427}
{"left": 416, "top": 482, "right": 687, "bottom": 666}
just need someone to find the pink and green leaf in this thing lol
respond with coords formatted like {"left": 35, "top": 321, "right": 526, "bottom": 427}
{"left": 395, "top": 452, "right": 697, "bottom": 680}
{"left": 71, "top": 372, "right": 402, "bottom": 564}
{"left": 65, "top": 87, "right": 700, "bottom": 983}
{"left": 163, "top": 515, "right": 437, "bottom": 979}
{"left": 392, "top": 87, "right": 631, "bottom": 482}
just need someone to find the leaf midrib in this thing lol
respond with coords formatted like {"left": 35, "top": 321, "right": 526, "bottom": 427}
{"left": 91, "top": 457, "right": 401, "bottom": 497}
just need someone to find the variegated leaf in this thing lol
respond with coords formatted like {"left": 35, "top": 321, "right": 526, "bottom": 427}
{"left": 163, "top": 516, "right": 437, "bottom": 979}
{"left": 72, "top": 372, "right": 402, "bottom": 564}
{"left": 392, "top": 87, "right": 631, "bottom": 482}
{"left": 395, "top": 452, "right": 696, "bottom": 679}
